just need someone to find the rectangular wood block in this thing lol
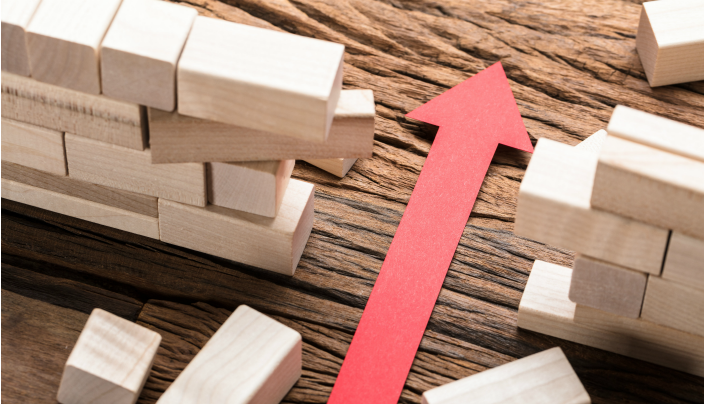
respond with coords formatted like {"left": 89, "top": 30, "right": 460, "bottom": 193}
{"left": 517, "top": 260, "right": 704, "bottom": 378}
{"left": 641, "top": 276, "right": 704, "bottom": 338}
{"left": 304, "top": 158, "right": 357, "bottom": 178}
{"left": 573, "top": 129, "right": 607, "bottom": 154}
{"left": 421, "top": 347, "right": 590, "bottom": 404}
{"left": 159, "top": 179, "right": 315, "bottom": 275}
{"left": 2, "top": 118, "right": 66, "bottom": 176}
{"left": 100, "top": 0, "right": 197, "bottom": 111}
{"left": 515, "top": 138, "right": 669, "bottom": 274}
{"left": 157, "top": 305, "right": 301, "bottom": 404}
{"left": 662, "top": 232, "right": 704, "bottom": 291}
{"left": 1, "top": 0, "right": 42, "bottom": 76}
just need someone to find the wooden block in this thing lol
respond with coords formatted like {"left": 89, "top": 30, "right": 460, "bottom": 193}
{"left": 177, "top": 16, "right": 344, "bottom": 142}
{"left": 662, "top": 232, "right": 704, "bottom": 291}
{"left": 26, "top": 0, "right": 122, "bottom": 94}
{"left": 2, "top": 118, "right": 66, "bottom": 176}
{"left": 421, "top": 347, "right": 590, "bottom": 404}
{"left": 57, "top": 308, "right": 161, "bottom": 404}
{"left": 304, "top": 158, "right": 357, "bottom": 178}
{"left": 517, "top": 260, "right": 704, "bottom": 378}
{"left": 574, "top": 129, "right": 607, "bottom": 154}
{"left": 515, "top": 138, "right": 669, "bottom": 274}
{"left": 641, "top": 276, "right": 704, "bottom": 338}
{"left": 1, "top": 0, "right": 42, "bottom": 76}
{"left": 1, "top": 71, "right": 146, "bottom": 150}
{"left": 591, "top": 136, "right": 704, "bottom": 240}
{"left": 65, "top": 134, "right": 206, "bottom": 207}
{"left": 159, "top": 179, "right": 315, "bottom": 275}
{"left": 149, "top": 89, "right": 375, "bottom": 164}
{"left": 636, "top": 0, "right": 704, "bottom": 87}
{"left": 208, "top": 160, "right": 295, "bottom": 217}
{"left": 100, "top": 0, "right": 197, "bottom": 111}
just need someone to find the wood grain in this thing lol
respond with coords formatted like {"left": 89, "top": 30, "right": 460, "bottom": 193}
{"left": 1, "top": 0, "right": 42, "bottom": 76}
{"left": 1, "top": 118, "right": 66, "bottom": 176}
{"left": 662, "top": 232, "right": 704, "bottom": 292}
{"left": 641, "top": 276, "right": 704, "bottom": 338}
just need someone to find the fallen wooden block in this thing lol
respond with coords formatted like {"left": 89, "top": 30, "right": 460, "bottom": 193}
{"left": 57, "top": 308, "right": 161, "bottom": 404}
{"left": 636, "top": 0, "right": 704, "bottom": 87}
{"left": 421, "top": 347, "right": 589, "bottom": 404}
{"left": 1, "top": 0, "right": 42, "bottom": 76}
{"left": 159, "top": 179, "right": 314, "bottom": 275}
{"left": 573, "top": 129, "right": 607, "bottom": 154}
{"left": 662, "top": 232, "right": 704, "bottom": 291}
{"left": 2, "top": 118, "right": 66, "bottom": 176}
{"left": 100, "top": 0, "right": 197, "bottom": 111}
{"left": 304, "top": 158, "right": 357, "bottom": 178}
{"left": 641, "top": 276, "right": 704, "bottom": 338}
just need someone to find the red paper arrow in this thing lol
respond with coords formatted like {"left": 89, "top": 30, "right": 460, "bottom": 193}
{"left": 327, "top": 62, "right": 533, "bottom": 404}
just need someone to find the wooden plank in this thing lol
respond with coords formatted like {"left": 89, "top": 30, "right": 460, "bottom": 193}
{"left": 1, "top": 118, "right": 66, "bottom": 176}
{"left": 515, "top": 138, "right": 669, "bottom": 274}
{"left": 177, "top": 16, "right": 344, "bottom": 142}
{"left": 304, "top": 158, "right": 358, "bottom": 178}
{"left": 159, "top": 179, "right": 315, "bottom": 275}
{"left": 573, "top": 129, "right": 607, "bottom": 154}
{"left": 641, "top": 276, "right": 704, "bottom": 338}
{"left": 65, "top": 134, "right": 206, "bottom": 207}
{"left": 208, "top": 160, "right": 295, "bottom": 217}
{"left": 517, "top": 260, "right": 704, "bottom": 378}
{"left": 662, "top": 232, "right": 704, "bottom": 292}
{"left": 156, "top": 305, "right": 301, "bottom": 404}
{"left": 1, "top": 71, "right": 146, "bottom": 150}
{"left": 1, "top": 0, "right": 42, "bottom": 76}
{"left": 100, "top": 0, "right": 197, "bottom": 111}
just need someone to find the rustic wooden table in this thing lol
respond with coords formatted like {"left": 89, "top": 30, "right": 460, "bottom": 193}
{"left": 3, "top": 0, "right": 704, "bottom": 403}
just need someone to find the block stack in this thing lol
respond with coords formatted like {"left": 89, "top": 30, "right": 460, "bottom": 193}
{"left": 1, "top": 0, "right": 375, "bottom": 276}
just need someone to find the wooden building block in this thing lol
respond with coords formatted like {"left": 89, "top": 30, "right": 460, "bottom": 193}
{"left": 573, "top": 129, "right": 607, "bottom": 154}
{"left": 208, "top": 160, "right": 295, "bottom": 217}
{"left": 1, "top": 0, "right": 42, "bottom": 76}
{"left": 591, "top": 136, "right": 704, "bottom": 240}
{"left": 177, "top": 16, "right": 344, "bottom": 142}
{"left": 100, "top": 0, "right": 197, "bottom": 111}
{"left": 65, "top": 135, "right": 206, "bottom": 207}
{"left": 304, "top": 158, "right": 357, "bottom": 178}
{"left": 662, "top": 232, "right": 704, "bottom": 291}
{"left": 2, "top": 118, "right": 66, "bottom": 176}
{"left": 517, "top": 260, "right": 704, "bottom": 378}
{"left": 1, "top": 72, "right": 146, "bottom": 150}
{"left": 26, "top": 0, "right": 122, "bottom": 94}
{"left": 149, "top": 89, "right": 375, "bottom": 164}
{"left": 636, "top": 0, "right": 704, "bottom": 87}
{"left": 159, "top": 179, "right": 315, "bottom": 275}
{"left": 57, "top": 308, "right": 161, "bottom": 404}
{"left": 515, "top": 138, "right": 669, "bottom": 274}
{"left": 421, "top": 347, "right": 590, "bottom": 404}
{"left": 641, "top": 276, "right": 704, "bottom": 338}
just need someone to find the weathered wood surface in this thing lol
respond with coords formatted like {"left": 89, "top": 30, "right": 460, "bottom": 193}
{"left": 2, "top": 0, "right": 704, "bottom": 403}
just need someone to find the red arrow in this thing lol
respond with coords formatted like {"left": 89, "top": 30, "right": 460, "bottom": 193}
{"left": 327, "top": 62, "right": 533, "bottom": 404}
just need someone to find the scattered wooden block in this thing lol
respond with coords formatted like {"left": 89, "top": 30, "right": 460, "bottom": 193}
{"left": 304, "top": 158, "right": 357, "bottom": 178}
{"left": 1, "top": 0, "right": 42, "bottom": 76}
{"left": 65, "top": 134, "right": 206, "bottom": 207}
{"left": 574, "top": 129, "right": 607, "bottom": 154}
{"left": 641, "top": 276, "right": 704, "bottom": 338}
{"left": 662, "top": 232, "right": 704, "bottom": 291}
{"left": 515, "top": 138, "right": 669, "bottom": 274}
{"left": 100, "top": 0, "right": 197, "bottom": 111}
{"left": 57, "top": 308, "right": 161, "bottom": 404}
{"left": 159, "top": 179, "right": 315, "bottom": 275}
{"left": 636, "top": 0, "right": 704, "bottom": 87}
{"left": 2, "top": 118, "right": 66, "bottom": 176}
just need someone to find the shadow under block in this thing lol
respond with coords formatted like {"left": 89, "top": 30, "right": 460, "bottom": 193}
{"left": 662, "top": 232, "right": 704, "bottom": 291}
{"left": 1, "top": 72, "right": 146, "bottom": 150}
{"left": 2, "top": 118, "right": 66, "bottom": 176}
{"left": 177, "top": 16, "right": 344, "bottom": 143}
{"left": 25, "top": 0, "right": 123, "bottom": 94}
{"left": 421, "top": 347, "right": 590, "bottom": 404}
{"left": 57, "top": 309, "right": 161, "bottom": 404}
{"left": 636, "top": 0, "right": 704, "bottom": 87}
{"left": 158, "top": 179, "right": 315, "bottom": 275}
{"left": 100, "top": 0, "right": 197, "bottom": 111}
{"left": 515, "top": 138, "right": 669, "bottom": 275}
{"left": 65, "top": 135, "right": 206, "bottom": 207}
{"left": 149, "top": 89, "right": 375, "bottom": 164}
{"left": 304, "top": 158, "right": 358, "bottom": 178}
{"left": 156, "top": 305, "right": 301, "bottom": 404}
{"left": 208, "top": 160, "right": 295, "bottom": 217}
{"left": 517, "top": 260, "right": 704, "bottom": 377}
{"left": 641, "top": 276, "right": 704, "bottom": 338}
{"left": 1, "top": 0, "right": 42, "bottom": 76}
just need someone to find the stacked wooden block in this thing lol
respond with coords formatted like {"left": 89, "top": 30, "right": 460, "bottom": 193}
{"left": 1, "top": 0, "right": 375, "bottom": 276}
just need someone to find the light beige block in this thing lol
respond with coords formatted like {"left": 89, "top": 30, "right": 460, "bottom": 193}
{"left": 159, "top": 179, "right": 314, "bottom": 275}
{"left": 2, "top": 118, "right": 66, "bottom": 175}
{"left": 57, "top": 308, "right": 161, "bottom": 404}
{"left": 662, "top": 232, "right": 704, "bottom": 291}
{"left": 1, "top": 0, "right": 42, "bottom": 76}
{"left": 304, "top": 158, "right": 357, "bottom": 178}
{"left": 157, "top": 305, "right": 301, "bottom": 404}
{"left": 574, "top": 129, "right": 607, "bottom": 154}
{"left": 641, "top": 276, "right": 704, "bottom": 337}
{"left": 100, "top": 0, "right": 197, "bottom": 111}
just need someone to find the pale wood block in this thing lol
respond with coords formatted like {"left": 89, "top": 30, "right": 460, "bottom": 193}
{"left": 591, "top": 136, "right": 704, "bottom": 240}
{"left": 304, "top": 157, "right": 357, "bottom": 178}
{"left": 517, "top": 260, "right": 704, "bottom": 377}
{"left": 1, "top": 71, "right": 146, "bottom": 150}
{"left": 157, "top": 305, "right": 301, "bottom": 404}
{"left": 159, "top": 179, "right": 315, "bottom": 275}
{"left": 2, "top": 118, "right": 66, "bottom": 176}
{"left": 636, "top": 0, "right": 704, "bottom": 87}
{"left": 149, "top": 89, "right": 375, "bottom": 163}
{"left": 57, "top": 308, "right": 161, "bottom": 404}
{"left": 100, "top": 0, "right": 197, "bottom": 111}
{"left": 177, "top": 16, "right": 344, "bottom": 142}
{"left": 641, "top": 276, "right": 704, "bottom": 337}
{"left": 26, "top": 0, "right": 122, "bottom": 94}
{"left": 421, "top": 347, "right": 589, "bottom": 404}
{"left": 573, "top": 129, "right": 607, "bottom": 154}
{"left": 208, "top": 160, "right": 295, "bottom": 217}
{"left": 662, "top": 232, "right": 704, "bottom": 291}
{"left": 1, "top": 0, "right": 42, "bottom": 76}
{"left": 515, "top": 138, "right": 669, "bottom": 274}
